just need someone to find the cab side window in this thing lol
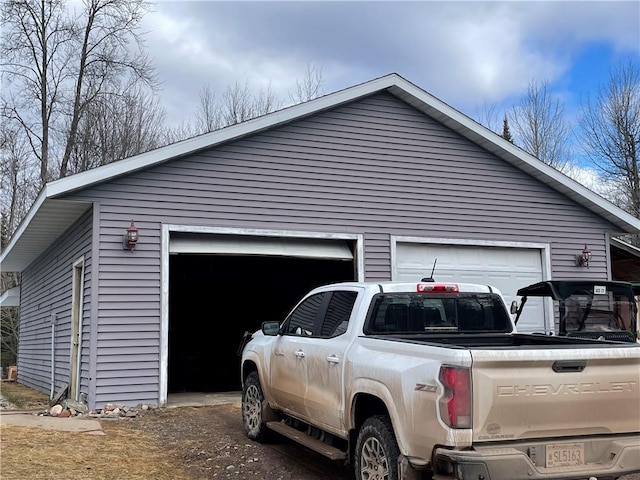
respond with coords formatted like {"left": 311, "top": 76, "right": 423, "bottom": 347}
{"left": 321, "top": 291, "right": 358, "bottom": 337}
{"left": 284, "top": 293, "right": 326, "bottom": 336}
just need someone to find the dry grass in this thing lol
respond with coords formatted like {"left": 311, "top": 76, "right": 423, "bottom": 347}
{"left": 0, "top": 381, "right": 49, "bottom": 409}
{"left": 1, "top": 382, "right": 190, "bottom": 479}
{"left": 1, "top": 422, "right": 191, "bottom": 480}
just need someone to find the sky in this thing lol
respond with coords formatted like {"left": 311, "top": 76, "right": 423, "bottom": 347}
{"left": 141, "top": 0, "right": 640, "bottom": 135}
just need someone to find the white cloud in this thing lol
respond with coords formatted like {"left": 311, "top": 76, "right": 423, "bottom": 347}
{"left": 142, "top": 1, "right": 639, "bottom": 126}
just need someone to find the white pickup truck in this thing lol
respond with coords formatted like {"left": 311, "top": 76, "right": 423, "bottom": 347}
{"left": 238, "top": 281, "right": 640, "bottom": 480}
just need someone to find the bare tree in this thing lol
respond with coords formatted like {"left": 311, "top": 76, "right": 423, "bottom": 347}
{"left": 187, "top": 65, "right": 322, "bottom": 140}
{"left": 474, "top": 98, "right": 501, "bottom": 134}
{"left": 253, "top": 81, "right": 280, "bottom": 117}
{"left": 1, "top": 0, "right": 73, "bottom": 186}
{"left": 579, "top": 60, "right": 640, "bottom": 226}
{"left": 0, "top": 299, "right": 19, "bottom": 367}
{"left": 68, "top": 84, "right": 166, "bottom": 173}
{"left": 289, "top": 62, "right": 324, "bottom": 104}
{"left": 0, "top": 261, "right": 19, "bottom": 366}
{"left": 1, "top": 0, "right": 157, "bottom": 189}
{"left": 221, "top": 80, "right": 255, "bottom": 126}
{"left": 509, "top": 79, "right": 572, "bottom": 171}
{"left": 164, "top": 120, "right": 199, "bottom": 145}
{"left": 220, "top": 80, "right": 281, "bottom": 126}
{"left": 0, "top": 123, "right": 39, "bottom": 238}
{"left": 0, "top": 118, "right": 38, "bottom": 368}
{"left": 195, "top": 84, "right": 222, "bottom": 134}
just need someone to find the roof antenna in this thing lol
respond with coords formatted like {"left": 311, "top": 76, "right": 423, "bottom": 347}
{"left": 421, "top": 258, "right": 437, "bottom": 282}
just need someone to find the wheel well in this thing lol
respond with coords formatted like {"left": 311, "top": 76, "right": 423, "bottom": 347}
{"left": 349, "top": 393, "right": 390, "bottom": 461}
{"left": 241, "top": 361, "right": 258, "bottom": 384}
{"left": 352, "top": 393, "right": 389, "bottom": 431}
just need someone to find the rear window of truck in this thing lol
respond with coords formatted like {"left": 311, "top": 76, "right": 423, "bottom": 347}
{"left": 364, "top": 293, "right": 512, "bottom": 335}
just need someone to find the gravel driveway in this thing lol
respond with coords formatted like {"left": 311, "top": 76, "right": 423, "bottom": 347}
{"left": 124, "top": 402, "right": 354, "bottom": 479}
{"left": 123, "top": 402, "right": 640, "bottom": 480}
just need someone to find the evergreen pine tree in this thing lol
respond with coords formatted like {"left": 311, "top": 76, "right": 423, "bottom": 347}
{"left": 501, "top": 114, "right": 513, "bottom": 142}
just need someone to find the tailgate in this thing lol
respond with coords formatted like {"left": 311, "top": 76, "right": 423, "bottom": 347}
{"left": 471, "top": 346, "right": 640, "bottom": 442}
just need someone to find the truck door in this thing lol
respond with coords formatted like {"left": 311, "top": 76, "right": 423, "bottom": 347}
{"left": 270, "top": 292, "right": 328, "bottom": 416}
{"left": 303, "top": 289, "right": 360, "bottom": 433}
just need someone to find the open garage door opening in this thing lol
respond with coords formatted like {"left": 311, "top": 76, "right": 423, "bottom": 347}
{"left": 168, "top": 251, "right": 355, "bottom": 394}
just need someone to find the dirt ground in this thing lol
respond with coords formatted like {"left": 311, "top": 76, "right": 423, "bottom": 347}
{"left": 123, "top": 403, "right": 354, "bottom": 480}
{"left": 1, "top": 408, "right": 354, "bottom": 480}
{"left": 1, "top": 380, "right": 353, "bottom": 480}
{"left": 2, "top": 381, "right": 639, "bottom": 480}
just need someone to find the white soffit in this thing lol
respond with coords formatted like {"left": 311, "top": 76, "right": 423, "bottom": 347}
{"left": 170, "top": 235, "right": 354, "bottom": 260}
{"left": 0, "top": 286, "right": 20, "bottom": 307}
{"left": 0, "top": 199, "right": 92, "bottom": 272}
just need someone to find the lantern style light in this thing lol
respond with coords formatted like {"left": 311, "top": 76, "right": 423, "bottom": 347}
{"left": 123, "top": 220, "right": 139, "bottom": 251}
{"left": 576, "top": 244, "right": 591, "bottom": 268}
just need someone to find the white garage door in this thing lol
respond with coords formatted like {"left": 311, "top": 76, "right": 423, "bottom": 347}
{"left": 395, "top": 242, "right": 547, "bottom": 333}
{"left": 170, "top": 234, "right": 354, "bottom": 260}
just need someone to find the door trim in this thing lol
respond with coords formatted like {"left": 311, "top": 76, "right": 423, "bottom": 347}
{"left": 70, "top": 256, "right": 85, "bottom": 401}
{"left": 159, "top": 225, "right": 364, "bottom": 407}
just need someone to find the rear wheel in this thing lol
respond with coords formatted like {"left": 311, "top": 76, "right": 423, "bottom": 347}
{"left": 355, "top": 415, "right": 400, "bottom": 480}
{"left": 242, "top": 371, "right": 270, "bottom": 442}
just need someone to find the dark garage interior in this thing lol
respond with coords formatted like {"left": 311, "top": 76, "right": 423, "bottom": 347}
{"left": 168, "top": 253, "right": 355, "bottom": 393}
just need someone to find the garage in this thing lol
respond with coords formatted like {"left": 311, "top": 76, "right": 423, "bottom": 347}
{"left": 166, "top": 232, "right": 358, "bottom": 394}
{"left": 7, "top": 73, "right": 639, "bottom": 409}
{"left": 393, "top": 239, "right": 551, "bottom": 333}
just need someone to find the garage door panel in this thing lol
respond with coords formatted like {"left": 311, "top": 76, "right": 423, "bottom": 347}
{"left": 170, "top": 235, "right": 353, "bottom": 260}
{"left": 396, "top": 243, "right": 546, "bottom": 333}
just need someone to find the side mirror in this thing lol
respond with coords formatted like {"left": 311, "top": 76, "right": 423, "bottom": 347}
{"left": 510, "top": 300, "right": 519, "bottom": 315}
{"left": 261, "top": 321, "right": 281, "bottom": 336}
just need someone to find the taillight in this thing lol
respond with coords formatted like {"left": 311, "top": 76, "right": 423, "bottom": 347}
{"left": 439, "top": 366, "right": 471, "bottom": 428}
{"left": 417, "top": 283, "right": 459, "bottom": 293}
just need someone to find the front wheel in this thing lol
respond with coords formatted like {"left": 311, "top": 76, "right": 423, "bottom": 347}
{"left": 355, "top": 415, "right": 400, "bottom": 480}
{"left": 242, "top": 371, "right": 271, "bottom": 442}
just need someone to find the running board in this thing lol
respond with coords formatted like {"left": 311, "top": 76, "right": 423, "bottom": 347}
{"left": 266, "top": 421, "right": 347, "bottom": 460}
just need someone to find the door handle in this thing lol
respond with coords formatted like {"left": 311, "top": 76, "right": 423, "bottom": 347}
{"left": 552, "top": 360, "right": 586, "bottom": 373}
{"left": 295, "top": 350, "right": 306, "bottom": 358}
{"left": 326, "top": 355, "right": 340, "bottom": 364}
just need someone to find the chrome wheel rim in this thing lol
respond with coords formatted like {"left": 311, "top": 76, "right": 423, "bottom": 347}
{"left": 243, "top": 384, "right": 261, "bottom": 432}
{"left": 360, "top": 436, "right": 389, "bottom": 480}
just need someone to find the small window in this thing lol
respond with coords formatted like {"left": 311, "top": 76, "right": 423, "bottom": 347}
{"left": 456, "top": 296, "right": 510, "bottom": 332}
{"left": 321, "top": 291, "right": 358, "bottom": 337}
{"left": 284, "top": 293, "right": 326, "bottom": 336}
{"left": 365, "top": 293, "right": 511, "bottom": 334}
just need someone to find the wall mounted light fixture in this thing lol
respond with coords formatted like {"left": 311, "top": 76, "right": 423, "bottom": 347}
{"left": 576, "top": 244, "right": 591, "bottom": 268}
{"left": 123, "top": 219, "right": 139, "bottom": 251}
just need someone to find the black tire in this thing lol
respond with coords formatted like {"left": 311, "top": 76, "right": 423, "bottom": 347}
{"left": 355, "top": 415, "right": 400, "bottom": 480}
{"left": 242, "top": 371, "right": 270, "bottom": 442}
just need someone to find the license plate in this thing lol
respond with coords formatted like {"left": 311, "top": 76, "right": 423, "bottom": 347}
{"left": 546, "top": 443, "right": 584, "bottom": 468}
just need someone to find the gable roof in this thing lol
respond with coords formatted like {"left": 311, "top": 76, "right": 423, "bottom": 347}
{"left": 2, "top": 73, "right": 639, "bottom": 271}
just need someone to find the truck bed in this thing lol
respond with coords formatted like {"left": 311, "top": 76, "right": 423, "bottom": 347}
{"left": 367, "top": 332, "right": 640, "bottom": 443}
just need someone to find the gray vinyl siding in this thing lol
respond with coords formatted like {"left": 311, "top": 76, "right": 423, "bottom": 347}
{"left": 64, "top": 92, "right": 620, "bottom": 406}
{"left": 17, "top": 208, "right": 93, "bottom": 398}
